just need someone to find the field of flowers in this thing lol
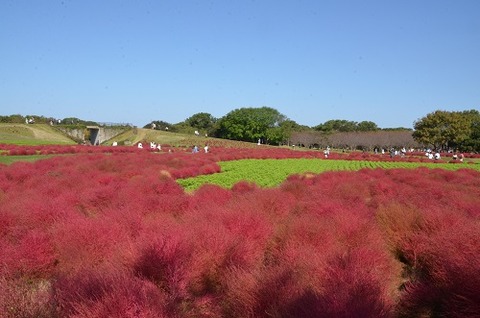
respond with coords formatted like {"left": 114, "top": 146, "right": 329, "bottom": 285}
{"left": 1, "top": 145, "right": 480, "bottom": 317}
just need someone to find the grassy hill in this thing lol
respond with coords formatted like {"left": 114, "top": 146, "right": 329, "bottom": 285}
{"left": 0, "top": 123, "right": 76, "bottom": 145}
{"left": 104, "top": 128, "right": 260, "bottom": 149}
{"left": 0, "top": 124, "right": 260, "bottom": 149}
{"left": 104, "top": 128, "right": 193, "bottom": 146}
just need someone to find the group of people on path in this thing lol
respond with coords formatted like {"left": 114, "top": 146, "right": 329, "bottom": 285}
{"left": 424, "top": 149, "right": 464, "bottom": 161}
{"left": 135, "top": 141, "right": 161, "bottom": 151}
{"left": 425, "top": 151, "right": 441, "bottom": 160}
{"left": 130, "top": 141, "right": 210, "bottom": 154}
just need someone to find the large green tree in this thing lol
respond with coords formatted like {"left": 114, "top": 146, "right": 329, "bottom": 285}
{"left": 460, "top": 109, "right": 480, "bottom": 151}
{"left": 314, "top": 119, "right": 379, "bottom": 133}
{"left": 265, "top": 119, "right": 306, "bottom": 145}
{"left": 215, "top": 107, "right": 286, "bottom": 143}
{"left": 185, "top": 112, "right": 217, "bottom": 130}
{"left": 412, "top": 110, "right": 473, "bottom": 150}
{"left": 357, "top": 121, "right": 379, "bottom": 132}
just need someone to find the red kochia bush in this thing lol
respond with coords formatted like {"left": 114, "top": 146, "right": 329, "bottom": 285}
{"left": 373, "top": 169, "right": 480, "bottom": 317}
{"left": 191, "top": 184, "right": 232, "bottom": 208}
{"left": 281, "top": 248, "right": 394, "bottom": 318}
{"left": 53, "top": 269, "right": 170, "bottom": 318}
{"left": 0, "top": 152, "right": 479, "bottom": 317}
{"left": 133, "top": 231, "right": 193, "bottom": 300}
{"left": 0, "top": 229, "right": 56, "bottom": 278}
{"left": 394, "top": 215, "right": 480, "bottom": 317}
{"left": 1, "top": 142, "right": 450, "bottom": 163}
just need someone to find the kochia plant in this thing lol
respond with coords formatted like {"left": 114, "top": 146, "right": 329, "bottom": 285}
{"left": 0, "top": 151, "right": 479, "bottom": 317}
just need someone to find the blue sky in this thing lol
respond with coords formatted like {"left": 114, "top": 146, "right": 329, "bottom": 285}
{"left": 1, "top": 0, "right": 479, "bottom": 129}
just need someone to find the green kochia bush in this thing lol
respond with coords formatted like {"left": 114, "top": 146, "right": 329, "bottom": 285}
{"left": 0, "top": 152, "right": 479, "bottom": 317}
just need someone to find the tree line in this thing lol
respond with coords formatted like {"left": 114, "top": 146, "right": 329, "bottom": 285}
{"left": 412, "top": 110, "right": 479, "bottom": 152}
{"left": 0, "top": 114, "right": 131, "bottom": 128}
{"left": 146, "top": 107, "right": 409, "bottom": 144}
{"left": 146, "top": 107, "right": 479, "bottom": 152}
{"left": 3, "top": 107, "right": 479, "bottom": 152}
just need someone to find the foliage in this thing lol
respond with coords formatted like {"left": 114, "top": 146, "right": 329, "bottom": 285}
{"left": 265, "top": 119, "right": 306, "bottom": 145}
{"left": 177, "top": 158, "right": 480, "bottom": 191}
{"left": 215, "top": 106, "right": 287, "bottom": 143}
{"left": 413, "top": 109, "right": 478, "bottom": 151}
{"left": 314, "top": 119, "right": 379, "bottom": 132}
{"left": 58, "top": 117, "right": 99, "bottom": 126}
{"left": 357, "top": 120, "right": 380, "bottom": 131}
{"left": 461, "top": 109, "right": 480, "bottom": 152}
{"left": 314, "top": 119, "right": 356, "bottom": 132}
{"left": 0, "top": 114, "right": 60, "bottom": 124}
{"left": 0, "top": 115, "right": 100, "bottom": 126}
{"left": 0, "top": 114, "right": 26, "bottom": 124}
{"left": 1, "top": 153, "right": 479, "bottom": 317}
{"left": 184, "top": 112, "right": 217, "bottom": 131}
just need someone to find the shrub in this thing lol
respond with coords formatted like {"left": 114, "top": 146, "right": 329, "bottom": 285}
{"left": 0, "top": 150, "right": 479, "bottom": 317}
{"left": 53, "top": 269, "right": 169, "bottom": 317}
{"left": 0, "top": 277, "right": 55, "bottom": 318}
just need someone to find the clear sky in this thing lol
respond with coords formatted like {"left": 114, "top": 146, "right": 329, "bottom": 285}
{"left": 1, "top": 0, "right": 479, "bottom": 129}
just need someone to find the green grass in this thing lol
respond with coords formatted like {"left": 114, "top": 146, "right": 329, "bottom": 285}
{"left": 105, "top": 128, "right": 190, "bottom": 146}
{"left": 0, "top": 123, "right": 75, "bottom": 145}
{"left": 0, "top": 155, "right": 54, "bottom": 165}
{"left": 0, "top": 139, "right": 70, "bottom": 146}
{"left": 177, "top": 158, "right": 480, "bottom": 191}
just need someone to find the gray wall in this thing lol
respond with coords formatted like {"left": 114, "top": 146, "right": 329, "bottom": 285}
{"left": 57, "top": 127, "right": 129, "bottom": 145}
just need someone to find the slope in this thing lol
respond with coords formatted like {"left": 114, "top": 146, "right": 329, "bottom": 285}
{"left": 0, "top": 123, "right": 76, "bottom": 145}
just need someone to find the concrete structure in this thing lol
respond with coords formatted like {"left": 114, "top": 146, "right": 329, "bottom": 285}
{"left": 86, "top": 126, "right": 101, "bottom": 145}
{"left": 57, "top": 126, "right": 130, "bottom": 145}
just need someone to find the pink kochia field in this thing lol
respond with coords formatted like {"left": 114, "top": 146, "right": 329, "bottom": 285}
{"left": 1, "top": 149, "right": 480, "bottom": 317}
